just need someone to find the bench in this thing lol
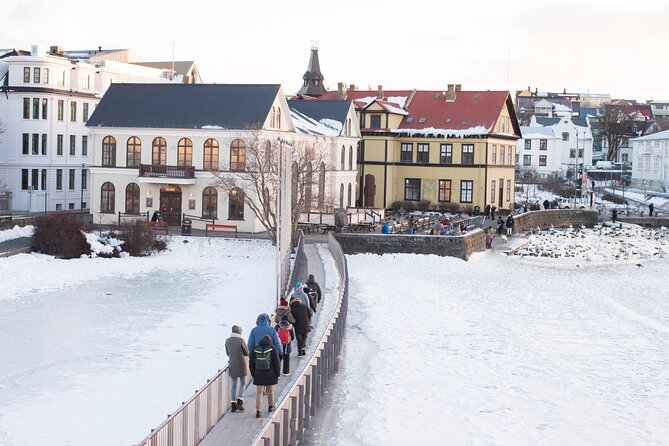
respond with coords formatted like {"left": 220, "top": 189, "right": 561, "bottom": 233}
{"left": 205, "top": 224, "right": 238, "bottom": 238}
{"left": 149, "top": 221, "right": 168, "bottom": 235}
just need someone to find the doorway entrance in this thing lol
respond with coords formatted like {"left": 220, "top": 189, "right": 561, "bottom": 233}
{"left": 498, "top": 178, "right": 504, "bottom": 208}
{"left": 160, "top": 185, "right": 182, "bottom": 226}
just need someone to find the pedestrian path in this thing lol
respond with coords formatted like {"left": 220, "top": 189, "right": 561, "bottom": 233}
{"left": 489, "top": 233, "right": 530, "bottom": 255}
{"left": 199, "top": 243, "right": 339, "bottom": 446}
{"left": 0, "top": 237, "right": 32, "bottom": 258}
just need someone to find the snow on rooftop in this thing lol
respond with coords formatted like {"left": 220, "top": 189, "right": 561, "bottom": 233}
{"left": 382, "top": 102, "right": 408, "bottom": 115}
{"left": 392, "top": 125, "right": 490, "bottom": 138}
{"left": 290, "top": 109, "right": 342, "bottom": 136}
{"left": 201, "top": 125, "right": 224, "bottom": 130}
{"left": 520, "top": 127, "right": 555, "bottom": 139}
{"left": 386, "top": 96, "right": 408, "bottom": 108}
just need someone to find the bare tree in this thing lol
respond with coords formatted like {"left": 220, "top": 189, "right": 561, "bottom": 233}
{"left": 212, "top": 132, "right": 334, "bottom": 245}
{"left": 601, "top": 103, "right": 636, "bottom": 162}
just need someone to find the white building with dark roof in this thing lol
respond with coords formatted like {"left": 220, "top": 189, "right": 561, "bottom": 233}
{"left": 86, "top": 84, "right": 360, "bottom": 231}
{"left": 630, "top": 129, "right": 669, "bottom": 191}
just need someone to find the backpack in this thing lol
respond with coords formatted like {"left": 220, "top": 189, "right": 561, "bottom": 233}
{"left": 253, "top": 346, "right": 272, "bottom": 371}
{"left": 278, "top": 327, "right": 291, "bottom": 345}
{"left": 306, "top": 283, "right": 319, "bottom": 303}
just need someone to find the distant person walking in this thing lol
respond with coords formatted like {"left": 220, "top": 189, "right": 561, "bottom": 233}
{"left": 543, "top": 199, "right": 550, "bottom": 210}
{"left": 250, "top": 335, "right": 281, "bottom": 418}
{"left": 612, "top": 208, "right": 618, "bottom": 223}
{"left": 273, "top": 297, "right": 295, "bottom": 325}
{"left": 291, "top": 283, "right": 313, "bottom": 319}
{"left": 225, "top": 325, "right": 249, "bottom": 413}
{"left": 305, "top": 274, "right": 322, "bottom": 305}
{"left": 649, "top": 203, "right": 654, "bottom": 217}
{"left": 490, "top": 205, "right": 496, "bottom": 220}
{"left": 290, "top": 298, "right": 311, "bottom": 356}
{"left": 485, "top": 229, "right": 494, "bottom": 249}
{"left": 506, "top": 214, "right": 515, "bottom": 236}
{"left": 276, "top": 318, "right": 295, "bottom": 375}
{"left": 382, "top": 221, "right": 390, "bottom": 234}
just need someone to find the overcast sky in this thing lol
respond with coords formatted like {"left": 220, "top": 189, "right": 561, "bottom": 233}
{"left": 3, "top": 0, "right": 668, "bottom": 102}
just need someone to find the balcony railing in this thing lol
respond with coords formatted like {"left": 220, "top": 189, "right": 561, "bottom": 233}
{"left": 139, "top": 164, "right": 195, "bottom": 179}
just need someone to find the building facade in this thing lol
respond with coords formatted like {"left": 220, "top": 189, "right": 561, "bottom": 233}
{"left": 87, "top": 84, "right": 359, "bottom": 231}
{"left": 318, "top": 84, "right": 521, "bottom": 211}
{"left": 0, "top": 45, "right": 173, "bottom": 213}
{"left": 630, "top": 129, "right": 669, "bottom": 192}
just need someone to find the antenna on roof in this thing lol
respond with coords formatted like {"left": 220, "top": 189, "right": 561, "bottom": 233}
{"left": 506, "top": 48, "right": 510, "bottom": 91}
{"left": 171, "top": 43, "right": 175, "bottom": 81}
{"left": 311, "top": 40, "right": 319, "bottom": 51}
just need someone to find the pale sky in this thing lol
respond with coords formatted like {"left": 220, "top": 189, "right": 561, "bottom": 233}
{"left": 2, "top": 0, "right": 668, "bottom": 102}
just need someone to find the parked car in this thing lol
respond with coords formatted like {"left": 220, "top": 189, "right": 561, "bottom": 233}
{"left": 595, "top": 161, "right": 615, "bottom": 170}
{"left": 557, "top": 198, "right": 586, "bottom": 209}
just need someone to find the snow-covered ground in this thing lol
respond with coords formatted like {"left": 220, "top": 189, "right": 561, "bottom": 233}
{"left": 0, "top": 236, "right": 276, "bottom": 446}
{"left": 0, "top": 225, "right": 33, "bottom": 243}
{"left": 321, "top": 228, "right": 669, "bottom": 445}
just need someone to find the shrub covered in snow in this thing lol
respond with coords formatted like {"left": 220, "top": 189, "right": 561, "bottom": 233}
{"left": 31, "top": 214, "right": 91, "bottom": 259}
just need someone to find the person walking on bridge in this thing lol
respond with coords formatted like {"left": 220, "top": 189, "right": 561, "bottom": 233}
{"left": 250, "top": 335, "right": 281, "bottom": 417}
{"left": 225, "top": 325, "right": 249, "bottom": 413}
{"left": 248, "top": 313, "right": 283, "bottom": 360}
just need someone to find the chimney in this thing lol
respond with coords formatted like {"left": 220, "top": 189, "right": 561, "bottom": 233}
{"left": 49, "top": 45, "right": 64, "bottom": 55}
{"left": 337, "top": 82, "right": 347, "bottom": 100}
{"left": 445, "top": 84, "right": 456, "bottom": 101}
{"left": 377, "top": 85, "right": 384, "bottom": 100}
{"left": 455, "top": 84, "right": 462, "bottom": 93}
{"left": 98, "top": 46, "right": 102, "bottom": 52}
{"left": 563, "top": 88, "right": 567, "bottom": 94}
{"left": 349, "top": 84, "right": 357, "bottom": 91}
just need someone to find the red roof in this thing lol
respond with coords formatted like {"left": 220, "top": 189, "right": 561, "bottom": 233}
{"left": 400, "top": 90, "right": 510, "bottom": 132}
{"left": 318, "top": 90, "right": 413, "bottom": 105}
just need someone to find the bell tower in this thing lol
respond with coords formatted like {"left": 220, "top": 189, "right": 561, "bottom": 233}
{"left": 297, "top": 41, "right": 327, "bottom": 97}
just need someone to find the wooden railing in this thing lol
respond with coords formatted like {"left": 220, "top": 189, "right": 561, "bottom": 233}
{"left": 139, "top": 164, "right": 195, "bottom": 179}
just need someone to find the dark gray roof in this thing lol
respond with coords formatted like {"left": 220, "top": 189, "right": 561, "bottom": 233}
{"left": 535, "top": 117, "right": 560, "bottom": 126}
{"left": 87, "top": 83, "right": 280, "bottom": 129}
{"left": 287, "top": 99, "right": 351, "bottom": 124}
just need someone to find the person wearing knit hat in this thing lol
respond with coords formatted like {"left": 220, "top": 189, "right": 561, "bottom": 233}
{"left": 275, "top": 318, "right": 295, "bottom": 375}
{"left": 289, "top": 297, "right": 310, "bottom": 356}
{"left": 291, "top": 284, "right": 313, "bottom": 320}
{"left": 273, "top": 297, "right": 295, "bottom": 325}
{"left": 225, "top": 325, "right": 249, "bottom": 413}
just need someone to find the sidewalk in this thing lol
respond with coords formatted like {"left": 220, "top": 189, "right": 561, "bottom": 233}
{"left": 0, "top": 237, "right": 32, "bottom": 258}
{"left": 198, "top": 243, "right": 340, "bottom": 446}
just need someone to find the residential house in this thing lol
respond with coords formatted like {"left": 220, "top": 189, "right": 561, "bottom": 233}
{"left": 86, "top": 83, "right": 359, "bottom": 230}
{"left": 630, "top": 129, "right": 669, "bottom": 192}
{"left": 318, "top": 84, "right": 521, "bottom": 212}
{"left": 516, "top": 126, "right": 560, "bottom": 178}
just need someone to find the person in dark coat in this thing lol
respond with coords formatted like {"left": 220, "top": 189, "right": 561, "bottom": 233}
{"left": 484, "top": 204, "right": 491, "bottom": 218}
{"left": 225, "top": 325, "right": 249, "bottom": 413}
{"left": 305, "top": 274, "right": 322, "bottom": 304}
{"left": 249, "top": 335, "right": 281, "bottom": 417}
{"left": 290, "top": 298, "right": 311, "bottom": 356}
{"left": 506, "top": 214, "right": 515, "bottom": 235}
{"left": 649, "top": 203, "right": 654, "bottom": 217}
{"left": 490, "top": 205, "right": 496, "bottom": 220}
{"left": 496, "top": 216, "right": 505, "bottom": 235}
{"left": 291, "top": 283, "right": 313, "bottom": 319}
{"left": 543, "top": 199, "right": 550, "bottom": 210}
{"left": 303, "top": 285, "right": 317, "bottom": 314}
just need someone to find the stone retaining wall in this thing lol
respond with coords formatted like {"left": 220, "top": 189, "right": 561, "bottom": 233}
{"left": 334, "top": 228, "right": 485, "bottom": 260}
{"left": 512, "top": 209, "right": 599, "bottom": 233}
{"left": 617, "top": 216, "right": 669, "bottom": 227}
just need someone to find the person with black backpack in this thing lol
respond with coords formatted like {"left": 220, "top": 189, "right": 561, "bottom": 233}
{"left": 250, "top": 335, "right": 281, "bottom": 418}
{"left": 305, "top": 274, "right": 322, "bottom": 305}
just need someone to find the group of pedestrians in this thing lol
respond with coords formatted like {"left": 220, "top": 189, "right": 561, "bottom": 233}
{"left": 225, "top": 275, "right": 323, "bottom": 419}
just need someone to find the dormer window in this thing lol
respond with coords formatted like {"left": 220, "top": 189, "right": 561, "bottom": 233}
{"left": 370, "top": 115, "right": 382, "bottom": 129}
{"left": 314, "top": 80, "right": 320, "bottom": 86}
{"left": 418, "top": 118, "right": 427, "bottom": 123}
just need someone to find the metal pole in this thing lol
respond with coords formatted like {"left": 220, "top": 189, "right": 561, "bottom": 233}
{"left": 80, "top": 164, "right": 84, "bottom": 213}
{"left": 276, "top": 139, "right": 282, "bottom": 304}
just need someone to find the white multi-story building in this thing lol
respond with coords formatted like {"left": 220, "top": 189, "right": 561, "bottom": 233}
{"left": 86, "top": 83, "right": 360, "bottom": 231}
{"left": 516, "top": 126, "right": 560, "bottom": 178}
{"left": 518, "top": 115, "right": 593, "bottom": 178}
{"left": 631, "top": 129, "right": 669, "bottom": 192}
{"left": 0, "top": 45, "right": 172, "bottom": 213}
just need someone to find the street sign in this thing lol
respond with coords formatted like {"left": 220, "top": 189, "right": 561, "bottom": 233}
{"left": 28, "top": 185, "right": 33, "bottom": 193}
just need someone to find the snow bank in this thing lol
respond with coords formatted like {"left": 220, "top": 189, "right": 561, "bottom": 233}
{"left": 0, "top": 225, "right": 34, "bottom": 243}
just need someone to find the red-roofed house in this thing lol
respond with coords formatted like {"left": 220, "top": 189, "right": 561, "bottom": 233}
{"left": 318, "top": 83, "right": 521, "bottom": 211}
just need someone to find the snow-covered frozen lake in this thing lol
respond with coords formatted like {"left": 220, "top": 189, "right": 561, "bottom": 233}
{"left": 323, "top": 241, "right": 669, "bottom": 445}
{"left": 0, "top": 237, "right": 276, "bottom": 446}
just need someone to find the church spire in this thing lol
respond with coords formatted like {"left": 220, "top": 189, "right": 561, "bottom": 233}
{"left": 297, "top": 41, "right": 327, "bottom": 97}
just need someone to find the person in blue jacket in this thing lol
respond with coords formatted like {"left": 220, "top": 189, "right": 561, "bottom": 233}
{"left": 382, "top": 221, "right": 390, "bottom": 234}
{"left": 248, "top": 313, "right": 283, "bottom": 359}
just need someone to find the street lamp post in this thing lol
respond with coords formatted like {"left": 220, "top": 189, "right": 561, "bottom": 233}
{"left": 80, "top": 163, "right": 86, "bottom": 213}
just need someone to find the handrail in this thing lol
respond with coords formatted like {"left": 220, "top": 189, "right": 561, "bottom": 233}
{"left": 182, "top": 212, "right": 215, "bottom": 225}
{"left": 251, "top": 233, "right": 348, "bottom": 445}
{"left": 135, "top": 366, "right": 232, "bottom": 446}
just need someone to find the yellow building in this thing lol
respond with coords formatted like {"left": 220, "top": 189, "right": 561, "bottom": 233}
{"left": 319, "top": 84, "right": 521, "bottom": 212}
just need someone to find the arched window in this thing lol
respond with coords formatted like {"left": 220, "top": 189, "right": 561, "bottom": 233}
{"left": 100, "top": 182, "right": 115, "bottom": 213}
{"left": 305, "top": 162, "right": 313, "bottom": 212}
{"left": 230, "top": 139, "right": 246, "bottom": 171}
{"left": 276, "top": 108, "right": 281, "bottom": 129}
{"left": 202, "top": 186, "right": 218, "bottom": 219}
{"left": 339, "top": 183, "right": 344, "bottom": 208}
{"left": 347, "top": 183, "right": 352, "bottom": 207}
{"left": 152, "top": 137, "right": 167, "bottom": 166}
{"left": 125, "top": 183, "right": 140, "bottom": 214}
{"left": 264, "top": 140, "right": 272, "bottom": 168}
{"left": 228, "top": 188, "right": 244, "bottom": 220}
{"left": 102, "top": 136, "right": 116, "bottom": 167}
{"left": 203, "top": 138, "right": 219, "bottom": 170}
{"left": 126, "top": 137, "right": 141, "bottom": 167}
{"left": 562, "top": 132, "right": 570, "bottom": 141}
{"left": 177, "top": 138, "right": 192, "bottom": 166}
{"left": 318, "top": 162, "right": 325, "bottom": 209}
{"left": 270, "top": 107, "right": 275, "bottom": 128}
{"left": 349, "top": 146, "right": 353, "bottom": 170}
{"left": 340, "top": 145, "right": 346, "bottom": 170}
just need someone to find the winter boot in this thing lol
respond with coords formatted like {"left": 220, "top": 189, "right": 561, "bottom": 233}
{"left": 255, "top": 410, "right": 261, "bottom": 418}
{"left": 268, "top": 405, "right": 276, "bottom": 413}
{"left": 236, "top": 398, "right": 245, "bottom": 412}
{"left": 231, "top": 401, "right": 237, "bottom": 413}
